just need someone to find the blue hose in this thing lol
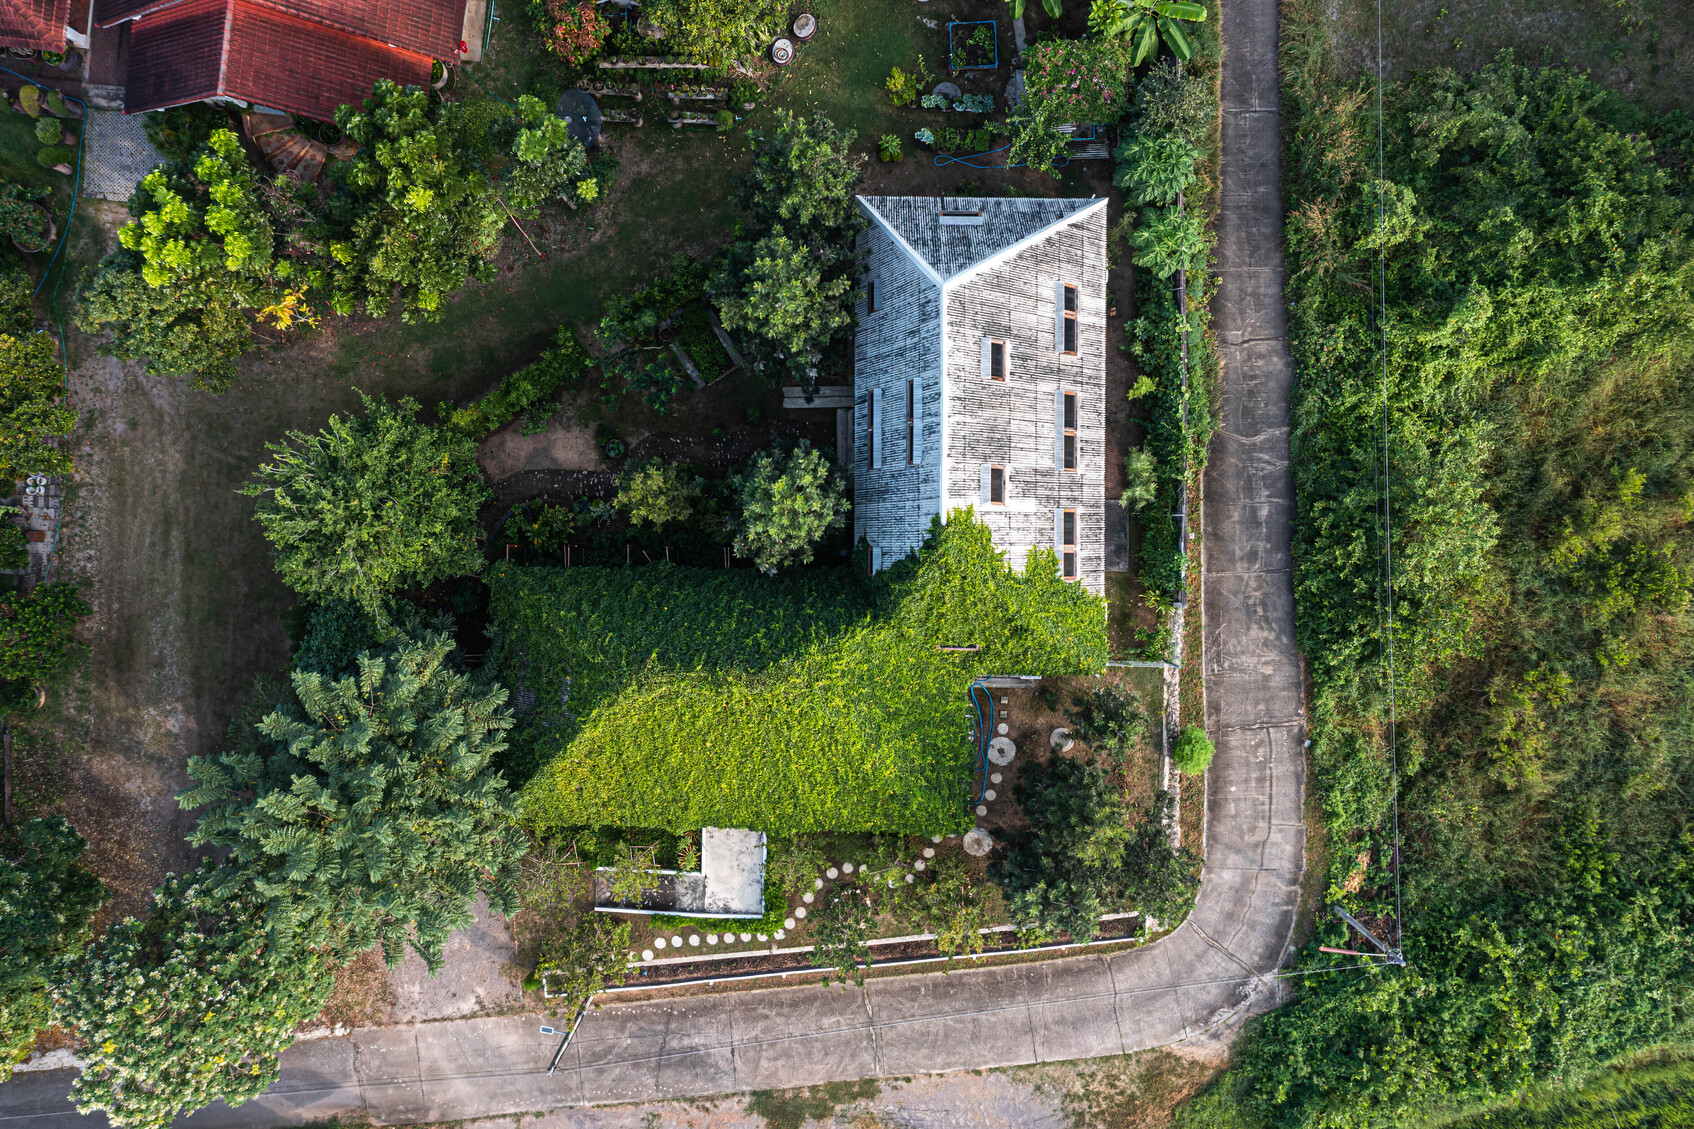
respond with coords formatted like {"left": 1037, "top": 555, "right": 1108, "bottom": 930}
{"left": 0, "top": 64, "right": 86, "bottom": 304}
{"left": 969, "top": 678, "right": 994, "bottom": 807}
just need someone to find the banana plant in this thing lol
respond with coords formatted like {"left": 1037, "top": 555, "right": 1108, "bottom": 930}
{"left": 1088, "top": 0, "right": 1207, "bottom": 63}
{"left": 1008, "top": 0, "right": 1066, "bottom": 20}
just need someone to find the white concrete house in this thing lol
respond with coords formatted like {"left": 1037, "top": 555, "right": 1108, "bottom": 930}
{"left": 851, "top": 195, "right": 1110, "bottom": 593}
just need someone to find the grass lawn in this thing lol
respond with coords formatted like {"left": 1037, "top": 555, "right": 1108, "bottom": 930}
{"left": 1316, "top": 0, "right": 1694, "bottom": 111}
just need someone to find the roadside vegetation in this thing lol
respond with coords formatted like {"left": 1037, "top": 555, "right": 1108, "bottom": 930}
{"left": 1178, "top": 1, "right": 1694, "bottom": 1125}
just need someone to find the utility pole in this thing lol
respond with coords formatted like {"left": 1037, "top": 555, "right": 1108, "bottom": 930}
{"left": 1327, "top": 904, "right": 1405, "bottom": 966}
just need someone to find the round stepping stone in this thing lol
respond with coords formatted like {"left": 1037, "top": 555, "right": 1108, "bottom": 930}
{"left": 988, "top": 737, "right": 1017, "bottom": 765}
{"left": 914, "top": 859, "right": 926, "bottom": 871}
{"left": 826, "top": 867, "right": 839, "bottom": 879}
{"left": 975, "top": 804, "right": 988, "bottom": 816}
{"left": 795, "top": 906, "right": 808, "bottom": 919}
{"left": 905, "top": 873, "right": 915, "bottom": 883}
{"left": 784, "top": 917, "right": 796, "bottom": 929}
{"left": 997, "top": 722, "right": 1009, "bottom": 735}
{"left": 707, "top": 934, "right": 718, "bottom": 944}
{"left": 842, "top": 862, "right": 855, "bottom": 873}
{"left": 740, "top": 932, "right": 753, "bottom": 942}
{"left": 774, "top": 929, "right": 786, "bottom": 940}
{"left": 985, "top": 789, "right": 997, "bottom": 801}
{"left": 963, "top": 828, "right": 993, "bottom": 856}
{"left": 689, "top": 935, "right": 700, "bottom": 946}
{"left": 642, "top": 949, "right": 655, "bottom": 961}
{"left": 1051, "top": 727, "right": 1075, "bottom": 752}
{"left": 814, "top": 878, "right": 825, "bottom": 890}
{"left": 757, "top": 933, "right": 768, "bottom": 941}
{"left": 653, "top": 937, "right": 667, "bottom": 949}
{"left": 931, "top": 835, "right": 943, "bottom": 843}
{"left": 990, "top": 773, "right": 1002, "bottom": 785}
{"left": 802, "top": 892, "right": 814, "bottom": 903}
{"left": 922, "top": 847, "right": 935, "bottom": 858}
{"left": 671, "top": 935, "right": 682, "bottom": 945}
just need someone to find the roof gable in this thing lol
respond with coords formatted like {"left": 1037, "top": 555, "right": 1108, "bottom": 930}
{"left": 858, "top": 195, "right": 1100, "bottom": 283}
{"left": 0, "top": 0, "right": 70, "bottom": 50}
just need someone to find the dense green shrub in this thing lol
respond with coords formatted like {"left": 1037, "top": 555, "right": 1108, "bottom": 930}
{"left": 242, "top": 394, "right": 489, "bottom": 612}
{"left": 1009, "top": 39, "right": 1130, "bottom": 175}
{"left": 812, "top": 880, "right": 876, "bottom": 987}
{"left": 1067, "top": 683, "right": 1152, "bottom": 763}
{"left": 637, "top": 0, "right": 789, "bottom": 65}
{"left": 0, "top": 817, "right": 104, "bottom": 1082}
{"left": 180, "top": 633, "right": 527, "bottom": 971}
{"left": 616, "top": 459, "right": 703, "bottom": 528}
{"left": 0, "top": 330, "right": 73, "bottom": 481}
{"left": 55, "top": 869, "right": 333, "bottom": 1129}
{"left": 726, "top": 440, "right": 849, "bottom": 571}
{"left": 141, "top": 103, "right": 228, "bottom": 163}
{"left": 0, "top": 178, "right": 50, "bottom": 247}
{"left": 1114, "top": 134, "right": 1200, "bottom": 206}
{"left": 492, "top": 510, "right": 1107, "bottom": 833}
{"left": 1171, "top": 726, "right": 1212, "bottom": 773}
{"left": 0, "top": 582, "right": 90, "bottom": 711}
{"left": 439, "top": 328, "right": 592, "bottom": 439}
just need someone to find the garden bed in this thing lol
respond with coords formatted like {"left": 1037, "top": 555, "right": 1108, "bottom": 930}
{"left": 948, "top": 20, "right": 998, "bottom": 72}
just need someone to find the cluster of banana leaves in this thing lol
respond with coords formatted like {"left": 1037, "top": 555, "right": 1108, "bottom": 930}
{"left": 1007, "top": 0, "right": 1206, "bottom": 64}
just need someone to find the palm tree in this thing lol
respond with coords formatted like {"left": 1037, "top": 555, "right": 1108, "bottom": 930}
{"left": 1088, "top": 0, "right": 1208, "bottom": 64}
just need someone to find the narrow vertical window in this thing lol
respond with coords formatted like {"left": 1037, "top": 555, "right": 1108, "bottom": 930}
{"left": 905, "top": 379, "right": 915, "bottom": 465}
{"left": 1061, "top": 508, "right": 1078, "bottom": 579}
{"left": 990, "top": 466, "right": 1006, "bottom": 505}
{"left": 1063, "top": 391, "right": 1078, "bottom": 471}
{"left": 867, "top": 278, "right": 877, "bottom": 313}
{"left": 1062, "top": 284, "right": 1078, "bottom": 355}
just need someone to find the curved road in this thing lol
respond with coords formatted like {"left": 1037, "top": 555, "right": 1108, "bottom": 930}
{"left": 0, "top": 3, "right": 1302, "bottom": 1125}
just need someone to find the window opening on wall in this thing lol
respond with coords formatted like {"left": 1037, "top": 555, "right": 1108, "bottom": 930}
{"left": 990, "top": 339, "right": 1007, "bottom": 381}
{"left": 1062, "top": 284, "right": 1078, "bottom": 354}
{"left": 1061, "top": 508, "right": 1077, "bottom": 579}
{"left": 990, "top": 466, "right": 1005, "bottom": 505}
{"left": 1063, "top": 391, "right": 1078, "bottom": 471}
{"left": 866, "top": 390, "right": 877, "bottom": 470}
{"left": 867, "top": 278, "right": 877, "bottom": 313}
{"left": 905, "top": 379, "right": 915, "bottom": 465}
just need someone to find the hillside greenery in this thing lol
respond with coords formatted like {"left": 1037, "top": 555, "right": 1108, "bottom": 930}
{"left": 490, "top": 510, "right": 1107, "bottom": 834}
{"left": 1195, "top": 33, "right": 1694, "bottom": 1129}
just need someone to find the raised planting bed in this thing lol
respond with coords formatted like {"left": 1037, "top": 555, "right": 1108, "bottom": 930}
{"left": 599, "top": 55, "right": 712, "bottom": 70}
{"left": 948, "top": 20, "right": 998, "bottom": 72}
{"left": 611, "top": 913, "right": 1149, "bottom": 989}
{"left": 662, "top": 301, "right": 736, "bottom": 386}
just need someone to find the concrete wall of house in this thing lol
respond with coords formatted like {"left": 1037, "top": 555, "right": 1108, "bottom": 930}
{"left": 851, "top": 218, "right": 944, "bottom": 570}
{"left": 941, "top": 205, "right": 1109, "bottom": 593}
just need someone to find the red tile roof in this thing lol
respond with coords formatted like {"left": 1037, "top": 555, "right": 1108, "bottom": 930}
{"left": 97, "top": 0, "right": 464, "bottom": 56}
{"left": 124, "top": 0, "right": 435, "bottom": 121}
{"left": 0, "top": 0, "right": 71, "bottom": 51}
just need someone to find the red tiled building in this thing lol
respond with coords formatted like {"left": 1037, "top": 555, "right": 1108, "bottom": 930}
{"left": 0, "top": 0, "right": 73, "bottom": 52}
{"left": 95, "top": 0, "right": 468, "bottom": 121}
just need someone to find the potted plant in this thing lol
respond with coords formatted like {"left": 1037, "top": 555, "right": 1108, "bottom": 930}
{"left": 879, "top": 134, "right": 903, "bottom": 162}
{"left": 317, "top": 120, "right": 342, "bottom": 145}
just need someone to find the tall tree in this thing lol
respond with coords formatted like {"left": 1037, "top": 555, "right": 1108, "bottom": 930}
{"left": 179, "top": 632, "right": 527, "bottom": 971}
{"left": 726, "top": 441, "right": 849, "bottom": 571}
{"left": 76, "top": 130, "right": 290, "bottom": 391}
{"left": 0, "top": 817, "right": 104, "bottom": 1081}
{"left": 241, "top": 394, "right": 489, "bottom": 612}
{"left": 325, "top": 81, "right": 507, "bottom": 320}
{"left": 54, "top": 869, "right": 331, "bottom": 1129}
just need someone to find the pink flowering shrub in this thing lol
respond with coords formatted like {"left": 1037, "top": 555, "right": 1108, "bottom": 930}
{"left": 1023, "top": 39, "right": 1130, "bottom": 125}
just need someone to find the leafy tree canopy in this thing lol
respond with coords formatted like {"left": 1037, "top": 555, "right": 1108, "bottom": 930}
{"left": 991, "top": 759, "right": 1194, "bottom": 941}
{"left": 327, "top": 82, "right": 508, "bottom": 320}
{"left": 0, "top": 817, "right": 104, "bottom": 1082}
{"left": 616, "top": 459, "right": 704, "bottom": 528}
{"left": 715, "top": 229, "right": 853, "bottom": 376}
{"left": 241, "top": 394, "right": 490, "bottom": 612}
{"left": 0, "top": 329, "right": 73, "bottom": 481}
{"left": 181, "top": 633, "right": 527, "bottom": 972}
{"left": 54, "top": 870, "right": 332, "bottom": 1129}
{"left": 0, "top": 582, "right": 90, "bottom": 711}
{"left": 726, "top": 440, "right": 849, "bottom": 571}
{"left": 738, "top": 110, "right": 866, "bottom": 245}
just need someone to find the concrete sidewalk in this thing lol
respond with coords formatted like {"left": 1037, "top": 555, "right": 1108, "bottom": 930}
{"left": 0, "top": 0, "right": 1305, "bottom": 1121}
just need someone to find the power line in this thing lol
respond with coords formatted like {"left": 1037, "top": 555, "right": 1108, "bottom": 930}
{"left": 1372, "top": 0, "right": 1405, "bottom": 953}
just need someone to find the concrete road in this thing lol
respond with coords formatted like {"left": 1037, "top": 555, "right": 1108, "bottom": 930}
{"left": 0, "top": 0, "right": 1304, "bottom": 1123}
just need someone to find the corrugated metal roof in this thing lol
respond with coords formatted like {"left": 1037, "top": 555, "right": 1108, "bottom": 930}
{"left": 857, "top": 195, "right": 1099, "bottom": 282}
